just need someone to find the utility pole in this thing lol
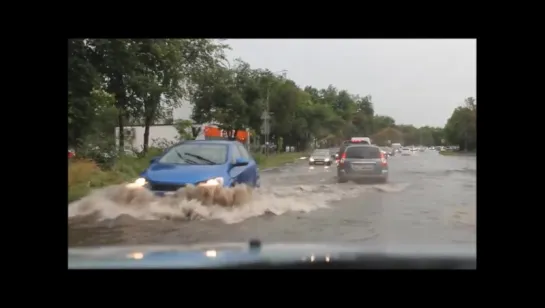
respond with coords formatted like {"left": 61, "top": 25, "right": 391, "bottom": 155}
{"left": 261, "top": 69, "right": 287, "bottom": 157}
{"left": 265, "top": 86, "right": 270, "bottom": 156}
{"left": 261, "top": 88, "right": 272, "bottom": 157}
{"left": 464, "top": 130, "right": 468, "bottom": 152}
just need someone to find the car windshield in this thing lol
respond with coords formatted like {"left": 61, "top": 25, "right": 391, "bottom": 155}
{"left": 159, "top": 143, "right": 228, "bottom": 165}
{"left": 346, "top": 146, "right": 381, "bottom": 159}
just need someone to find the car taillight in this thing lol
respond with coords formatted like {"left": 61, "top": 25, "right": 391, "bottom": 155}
{"left": 340, "top": 152, "right": 346, "bottom": 164}
{"left": 380, "top": 152, "right": 387, "bottom": 166}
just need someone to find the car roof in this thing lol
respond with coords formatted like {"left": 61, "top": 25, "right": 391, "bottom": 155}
{"left": 345, "top": 144, "right": 379, "bottom": 149}
{"left": 165, "top": 140, "right": 240, "bottom": 150}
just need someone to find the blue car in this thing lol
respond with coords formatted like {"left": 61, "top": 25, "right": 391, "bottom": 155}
{"left": 129, "top": 140, "right": 260, "bottom": 196}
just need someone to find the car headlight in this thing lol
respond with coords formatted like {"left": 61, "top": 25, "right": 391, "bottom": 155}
{"left": 324, "top": 158, "right": 330, "bottom": 161}
{"left": 309, "top": 158, "right": 314, "bottom": 162}
{"left": 198, "top": 177, "right": 224, "bottom": 187}
{"left": 126, "top": 177, "right": 148, "bottom": 189}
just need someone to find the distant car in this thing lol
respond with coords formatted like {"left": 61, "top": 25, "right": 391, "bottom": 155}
{"left": 337, "top": 144, "right": 388, "bottom": 183}
{"left": 401, "top": 148, "right": 412, "bottom": 156}
{"left": 309, "top": 149, "right": 332, "bottom": 166}
{"left": 329, "top": 148, "right": 340, "bottom": 159}
{"left": 127, "top": 140, "right": 260, "bottom": 196}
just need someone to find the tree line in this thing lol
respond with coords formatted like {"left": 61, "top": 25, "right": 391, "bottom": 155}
{"left": 68, "top": 38, "right": 476, "bottom": 156}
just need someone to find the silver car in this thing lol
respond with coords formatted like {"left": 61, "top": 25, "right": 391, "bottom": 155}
{"left": 337, "top": 145, "right": 388, "bottom": 183}
{"left": 400, "top": 147, "right": 412, "bottom": 156}
{"left": 309, "top": 149, "right": 332, "bottom": 166}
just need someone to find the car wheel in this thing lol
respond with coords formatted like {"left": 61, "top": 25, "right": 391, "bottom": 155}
{"left": 338, "top": 176, "right": 348, "bottom": 183}
{"left": 377, "top": 177, "right": 388, "bottom": 184}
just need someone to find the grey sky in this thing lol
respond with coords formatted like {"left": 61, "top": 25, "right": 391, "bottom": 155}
{"left": 225, "top": 39, "right": 476, "bottom": 128}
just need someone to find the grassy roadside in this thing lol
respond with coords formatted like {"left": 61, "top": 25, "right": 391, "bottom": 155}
{"left": 439, "top": 150, "right": 476, "bottom": 156}
{"left": 68, "top": 151, "right": 305, "bottom": 203}
{"left": 254, "top": 152, "right": 305, "bottom": 170}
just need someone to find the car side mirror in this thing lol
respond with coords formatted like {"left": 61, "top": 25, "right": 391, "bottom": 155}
{"left": 233, "top": 157, "right": 249, "bottom": 167}
{"left": 150, "top": 156, "right": 159, "bottom": 164}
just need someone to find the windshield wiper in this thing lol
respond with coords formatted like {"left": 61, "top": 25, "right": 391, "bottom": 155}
{"left": 183, "top": 153, "right": 216, "bottom": 165}
{"left": 176, "top": 151, "right": 198, "bottom": 165}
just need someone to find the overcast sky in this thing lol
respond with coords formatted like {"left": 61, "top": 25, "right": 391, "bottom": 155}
{"left": 225, "top": 39, "right": 476, "bottom": 128}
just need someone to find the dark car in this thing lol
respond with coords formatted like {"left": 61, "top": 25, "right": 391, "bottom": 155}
{"left": 337, "top": 144, "right": 388, "bottom": 183}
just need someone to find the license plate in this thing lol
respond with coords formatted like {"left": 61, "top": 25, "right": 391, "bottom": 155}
{"left": 154, "top": 191, "right": 174, "bottom": 197}
{"left": 354, "top": 164, "right": 374, "bottom": 170}
{"left": 315, "top": 161, "right": 324, "bottom": 164}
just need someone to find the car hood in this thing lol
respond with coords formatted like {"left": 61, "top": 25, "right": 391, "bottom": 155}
{"left": 142, "top": 163, "right": 227, "bottom": 184}
{"left": 68, "top": 242, "right": 476, "bottom": 269}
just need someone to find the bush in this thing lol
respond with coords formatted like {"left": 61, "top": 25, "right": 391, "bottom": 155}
{"left": 68, "top": 159, "right": 101, "bottom": 187}
{"left": 68, "top": 152, "right": 158, "bottom": 203}
{"left": 253, "top": 152, "right": 265, "bottom": 166}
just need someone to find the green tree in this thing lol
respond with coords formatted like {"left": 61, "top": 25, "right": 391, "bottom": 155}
{"left": 371, "top": 127, "right": 403, "bottom": 145}
{"left": 68, "top": 39, "right": 108, "bottom": 147}
{"left": 444, "top": 97, "right": 476, "bottom": 151}
{"left": 174, "top": 119, "right": 194, "bottom": 140}
{"left": 70, "top": 38, "right": 472, "bottom": 157}
{"left": 130, "top": 39, "right": 229, "bottom": 152}
{"left": 89, "top": 39, "right": 142, "bottom": 152}
{"left": 191, "top": 59, "right": 264, "bottom": 139}
{"left": 373, "top": 115, "right": 396, "bottom": 133}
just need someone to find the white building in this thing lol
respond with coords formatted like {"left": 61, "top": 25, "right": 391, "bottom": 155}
{"left": 115, "top": 99, "right": 206, "bottom": 152}
{"left": 115, "top": 97, "right": 253, "bottom": 152}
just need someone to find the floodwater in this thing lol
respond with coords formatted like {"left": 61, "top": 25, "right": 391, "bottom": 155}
{"left": 68, "top": 150, "right": 476, "bottom": 247}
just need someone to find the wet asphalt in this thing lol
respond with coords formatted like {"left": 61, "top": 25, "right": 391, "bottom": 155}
{"left": 68, "top": 150, "right": 476, "bottom": 247}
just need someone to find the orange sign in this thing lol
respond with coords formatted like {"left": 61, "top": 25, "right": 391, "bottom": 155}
{"left": 204, "top": 126, "right": 249, "bottom": 142}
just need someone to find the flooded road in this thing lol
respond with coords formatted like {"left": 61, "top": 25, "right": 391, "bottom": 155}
{"left": 68, "top": 150, "right": 476, "bottom": 247}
